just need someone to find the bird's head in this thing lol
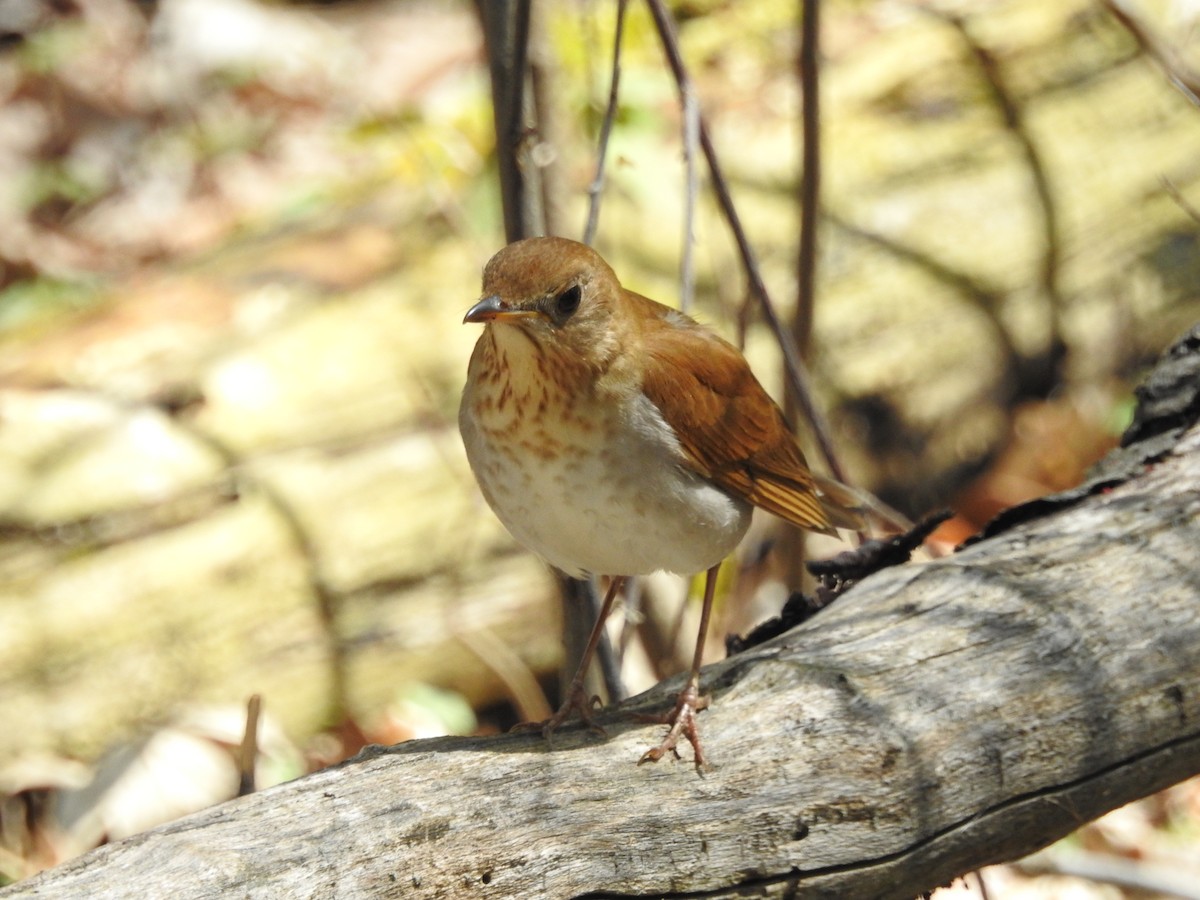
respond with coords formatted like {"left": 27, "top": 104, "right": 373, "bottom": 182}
{"left": 463, "top": 237, "right": 627, "bottom": 369}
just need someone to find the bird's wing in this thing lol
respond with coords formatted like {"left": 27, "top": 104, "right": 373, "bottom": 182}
{"left": 634, "top": 295, "right": 840, "bottom": 535}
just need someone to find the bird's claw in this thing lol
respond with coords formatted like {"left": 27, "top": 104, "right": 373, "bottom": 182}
{"left": 512, "top": 685, "right": 607, "bottom": 742}
{"left": 636, "top": 684, "right": 710, "bottom": 770}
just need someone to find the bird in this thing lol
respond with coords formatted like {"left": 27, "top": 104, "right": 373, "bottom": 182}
{"left": 458, "top": 236, "right": 862, "bottom": 767}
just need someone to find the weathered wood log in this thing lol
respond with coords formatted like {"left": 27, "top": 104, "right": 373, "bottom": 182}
{"left": 6, "top": 328, "right": 1199, "bottom": 899}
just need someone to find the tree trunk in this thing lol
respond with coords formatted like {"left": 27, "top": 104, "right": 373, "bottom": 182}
{"left": 7, "top": 326, "right": 1200, "bottom": 899}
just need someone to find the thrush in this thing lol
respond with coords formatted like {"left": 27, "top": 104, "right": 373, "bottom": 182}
{"left": 459, "top": 236, "right": 861, "bottom": 767}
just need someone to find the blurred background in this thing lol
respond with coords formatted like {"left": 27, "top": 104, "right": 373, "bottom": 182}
{"left": 1, "top": 0, "right": 1198, "bottom": 894}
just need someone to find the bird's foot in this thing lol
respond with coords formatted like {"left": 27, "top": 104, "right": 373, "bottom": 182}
{"left": 636, "top": 682, "right": 710, "bottom": 769}
{"left": 512, "top": 682, "right": 606, "bottom": 742}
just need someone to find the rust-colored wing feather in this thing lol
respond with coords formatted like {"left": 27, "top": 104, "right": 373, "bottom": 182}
{"left": 631, "top": 292, "right": 841, "bottom": 536}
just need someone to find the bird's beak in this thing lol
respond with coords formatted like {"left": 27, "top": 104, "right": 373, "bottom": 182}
{"left": 462, "top": 295, "right": 539, "bottom": 324}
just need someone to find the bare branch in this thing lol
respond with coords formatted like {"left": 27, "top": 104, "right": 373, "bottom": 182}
{"left": 794, "top": 0, "right": 821, "bottom": 362}
{"left": 582, "top": 0, "right": 629, "bottom": 246}
{"left": 780, "top": 0, "right": 825, "bottom": 585}
{"left": 642, "top": 0, "right": 849, "bottom": 483}
{"left": 237, "top": 694, "right": 261, "bottom": 797}
{"left": 475, "top": 0, "right": 535, "bottom": 243}
{"left": 1162, "top": 176, "right": 1200, "bottom": 225}
{"left": 679, "top": 85, "right": 700, "bottom": 312}
{"left": 1104, "top": 0, "right": 1200, "bottom": 109}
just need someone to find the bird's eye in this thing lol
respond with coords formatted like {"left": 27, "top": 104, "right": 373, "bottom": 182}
{"left": 554, "top": 284, "right": 581, "bottom": 321}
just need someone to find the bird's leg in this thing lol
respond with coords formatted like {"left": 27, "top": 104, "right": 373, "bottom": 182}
{"left": 521, "top": 575, "right": 626, "bottom": 740}
{"left": 638, "top": 563, "right": 720, "bottom": 769}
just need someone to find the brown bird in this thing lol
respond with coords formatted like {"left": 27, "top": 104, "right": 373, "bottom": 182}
{"left": 459, "top": 236, "right": 860, "bottom": 767}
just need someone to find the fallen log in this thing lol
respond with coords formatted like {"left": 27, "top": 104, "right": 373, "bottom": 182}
{"left": 7, "top": 325, "right": 1200, "bottom": 900}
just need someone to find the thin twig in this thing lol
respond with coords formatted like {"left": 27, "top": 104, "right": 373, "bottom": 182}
{"left": 556, "top": 572, "right": 625, "bottom": 704}
{"left": 680, "top": 84, "right": 700, "bottom": 312}
{"left": 237, "top": 694, "right": 261, "bottom": 797}
{"left": 528, "top": 2, "right": 571, "bottom": 237}
{"left": 616, "top": 574, "right": 643, "bottom": 661}
{"left": 1104, "top": 0, "right": 1200, "bottom": 109}
{"left": 1162, "top": 176, "right": 1200, "bottom": 225}
{"left": 778, "top": 0, "right": 825, "bottom": 583}
{"left": 794, "top": 0, "right": 821, "bottom": 363}
{"left": 583, "top": 0, "right": 629, "bottom": 246}
{"left": 456, "top": 624, "right": 552, "bottom": 723}
{"left": 642, "top": 0, "right": 848, "bottom": 483}
{"left": 972, "top": 868, "right": 990, "bottom": 900}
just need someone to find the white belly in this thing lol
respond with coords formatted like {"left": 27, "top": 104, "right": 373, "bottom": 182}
{"left": 460, "top": 388, "right": 751, "bottom": 578}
